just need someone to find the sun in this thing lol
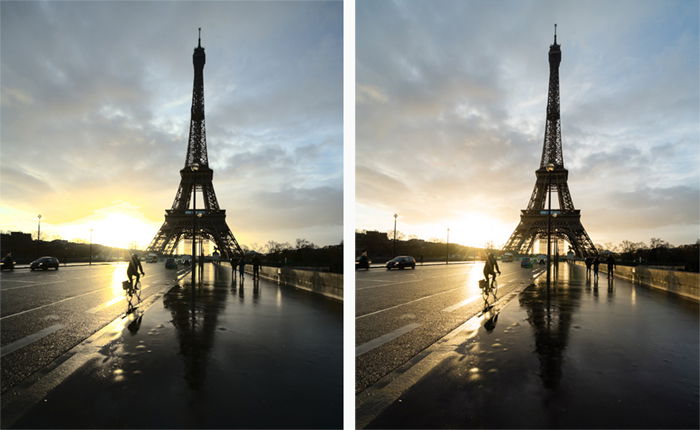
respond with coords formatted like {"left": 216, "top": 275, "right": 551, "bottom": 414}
{"left": 54, "top": 207, "right": 160, "bottom": 250}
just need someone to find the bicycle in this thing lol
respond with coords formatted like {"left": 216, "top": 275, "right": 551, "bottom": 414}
{"left": 479, "top": 274, "right": 499, "bottom": 309}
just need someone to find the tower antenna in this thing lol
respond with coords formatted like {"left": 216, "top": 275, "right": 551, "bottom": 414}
{"left": 198, "top": 27, "right": 201, "bottom": 47}
{"left": 554, "top": 23, "right": 557, "bottom": 44}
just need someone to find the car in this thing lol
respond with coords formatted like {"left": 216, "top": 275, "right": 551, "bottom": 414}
{"left": 30, "top": 256, "right": 60, "bottom": 271}
{"left": 165, "top": 257, "right": 177, "bottom": 269}
{"left": 502, "top": 252, "right": 514, "bottom": 262}
{"left": 386, "top": 256, "right": 416, "bottom": 270}
{"left": 520, "top": 256, "right": 533, "bottom": 268}
{"left": 145, "top": 253, "right": 158, "bottom": 263}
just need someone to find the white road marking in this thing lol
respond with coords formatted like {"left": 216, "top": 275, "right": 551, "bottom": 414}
{"left": 356, "top": 286, "right": 464, "bottom": 320}
{"left": 86, "top": 296, "right": 125, "bottom": 314}
{"left": 441, "top": 295, "right": 481, "bottom": 312}
{"left": 356, "top": 272, "right": 469, "bottom": 291}
{"left": 356, "top": 323, "right": 421, "bottom": 357}
{"left": 1, "top": 324, "right": 64, "bottom": 357}
{"left": 0, "top": 287, "right": 108, "bottom": 321}
{"left": 1, "top": 280, "right": 67, "bottom": 290}
{"left": 85, "top": 283, "right": 155, "bottom": 314}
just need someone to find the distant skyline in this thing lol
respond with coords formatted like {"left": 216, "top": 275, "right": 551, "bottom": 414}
{"left": 1, "top": 1, "right": 342, "bottom": 249}
{"left": 357, "top": 0, "right": 699, "bottom": 248}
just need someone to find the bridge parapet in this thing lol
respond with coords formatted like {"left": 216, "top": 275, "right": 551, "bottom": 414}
{"left": 574, "top": 261, "right": 699, "bottom": 301}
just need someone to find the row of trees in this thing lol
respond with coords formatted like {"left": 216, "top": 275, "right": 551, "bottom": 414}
{"left": 253, "top": 239, "right": 343, "bottom": 274}
{"left": 356, "top": 230, "right": 489, "bottom": 263}
{"left": 595, "top": 238, "right": 699, "bottom": 272}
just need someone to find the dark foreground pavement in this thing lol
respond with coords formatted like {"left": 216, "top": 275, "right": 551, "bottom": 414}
{"left": 4, "top": 263, "right": 342, "bottom": 429}
{"left": 363, "top": 262, "right": 699, "bottom": 429}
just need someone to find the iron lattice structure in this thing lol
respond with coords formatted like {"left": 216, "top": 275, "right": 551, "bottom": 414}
{"left": 148, "top": 30, "right": 243, "bottom": 259}
{"left": 503, "top": 27, "right": 597, "bottom": 258}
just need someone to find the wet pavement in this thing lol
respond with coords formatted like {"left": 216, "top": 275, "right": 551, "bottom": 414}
{"left": 356, "top": 262, "right": 542, "bottom": 393}
{"left": 365, "top": 262, "right": 699, "bottom": 429}
{"left": 8, "top": 263, "right": 342, "bottom": 429}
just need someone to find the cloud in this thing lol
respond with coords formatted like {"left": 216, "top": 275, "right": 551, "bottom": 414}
{"left": 0, "top": 1, "right": 342, "bottom": 246}
{"left": 357, "top": 0, "right": 699, "bottom": 246}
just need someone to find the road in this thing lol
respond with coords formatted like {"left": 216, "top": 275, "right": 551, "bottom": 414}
{"left": 356, "top": 261, "right": 543, "bottom": 392}
{"left": 363, "top": 262, "right": 699, "bottom": 429}
{"left": 5, "top": 262, "right": 343, "bottom": 429}
{"left": 0, "top": 262, "right": 186, "bottom": 393}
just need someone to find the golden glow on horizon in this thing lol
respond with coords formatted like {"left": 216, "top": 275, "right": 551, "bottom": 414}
{"left": 403, "top": 212, "right": 514, "bottom": 249}
{"left": 55, "top": 208, "right": 159, "bottom": 250}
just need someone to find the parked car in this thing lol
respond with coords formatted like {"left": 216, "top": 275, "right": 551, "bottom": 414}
{"left": 502, "top": 252, "right": 514, "bottom": 262}
{"left": 520, "top": 256, "right": 533, "bottom": 268}
{"left": 165, "top": 257, "right": 177, "bottom": 269}
{"left": 30, "top": 256, "right": 60, "bottom": 271}
{"left": 386, "top": 256, "right": 416, "bottom": 270}
{"left": 145, "top": 253, "right": 158, "bottom": 263}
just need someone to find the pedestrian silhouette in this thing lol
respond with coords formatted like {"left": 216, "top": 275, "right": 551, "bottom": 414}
{"left": 606, "top": 255, "right": 616, "bottom": 279}
{"left": 253, "top": 256, "right": 261, "bottom": 281}
{"left": 593, "top": 256, "right": 600, "bottom": 282}
{"left": 239, "top": 258, "right": 245, "bottom": 279}
{"left": 584, "top": 256, "right": 592, "bottom": 278}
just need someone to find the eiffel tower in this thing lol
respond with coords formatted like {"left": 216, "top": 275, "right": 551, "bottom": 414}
{"left": 503, "top": 26, "right": 597, "bottom": 258}
{"left": 147, "top": 29, "right": 243, "bottom": 259}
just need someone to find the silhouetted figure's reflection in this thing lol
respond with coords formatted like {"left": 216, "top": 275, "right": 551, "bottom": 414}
{"left": 163, "top": 263, "right": 229, "bottom": 390}
{"left": 519, "top": 280, "right": 582, "bottom": 389}
{"left": 127, "top": 313, "right": 143, "bottom": 334}
{"left": 253, "top": 277, "right": 260, "bottom": 300}
{"left": 483, "top": 309, "right": 499, "bottom": 333}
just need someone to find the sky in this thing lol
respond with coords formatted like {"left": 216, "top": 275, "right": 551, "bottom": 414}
{"left": 357, "top": 0, "right": 699, "bottom": 249}
{"left": 1, "top": 1, "right": 343, "bottom": 250}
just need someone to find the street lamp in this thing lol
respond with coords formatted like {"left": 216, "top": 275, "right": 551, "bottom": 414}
{"left": 89, "top": 228, "right": 93, "bottom": 265}
{"left": 446, "top": 227, "right": 450, "bottom": 265}
{"left": 546, "top": 162, "right": 555, "bottom": 288}
{"left": 191, "top": 163, "right": 199, "bottom": 288}
{"left": 36, "top": 214, "right": 42, "bottom": 258}
{"left": 393, "top": 213, "right": 398, "bottom": 257}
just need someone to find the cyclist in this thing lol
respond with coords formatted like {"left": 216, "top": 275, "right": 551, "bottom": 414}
{"left": 483, "top": 252, "right": 501, "bottom": 288}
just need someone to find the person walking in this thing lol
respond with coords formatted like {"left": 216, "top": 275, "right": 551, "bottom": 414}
{"left": 230, "top": 257, "right": 238, "bottom": 280}
{"left": 239, "top": 258, "right": 245, "bottom": 279}
{"left": 253, "top": 256, "right": 260, "bottom": 281}
{"left": 606, "top": 255, "right": 616, "bottom": 279}
{"left": 127, "top": 253, "right": 145, "bottom": 288}
{"left": 593, "top": 256, "right": 600, "bottom": 282}
{"left": 584, "top": 256, "right": 592, "bottom": 278}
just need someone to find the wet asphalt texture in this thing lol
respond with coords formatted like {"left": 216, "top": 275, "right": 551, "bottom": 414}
{"left": 366, "top": 263, "right": 699, "bottom": 429}
{"left": 356, "top": 262, "right": 541, "bottom": 393}
{"left": 9, "top": 263, "right": 342, "bottom": 429}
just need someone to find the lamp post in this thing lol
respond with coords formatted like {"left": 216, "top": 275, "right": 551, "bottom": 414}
{"left": 393, "top": 213, "right": 398, "bottom": 257}
{"left": 89, "top": 228, "right": 93, "bottom": 265}
{"left": 446, "top": 228, "right": 450, "bottom": 265}
{"left": 546, "top": 163, "right": 555, "bottom": 288}
{"left": 36, "top": 214, "right": 42, "bottom": 258}
{"left": 191, "top": 163, "right": 199, "bottom": 289}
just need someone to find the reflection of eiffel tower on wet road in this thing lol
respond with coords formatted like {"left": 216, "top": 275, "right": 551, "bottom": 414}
{"left": 148, "top": 29, "right": 243, "bottom": 259}
{"left": 503, "top": 26, "right": 597, "bottom": 257}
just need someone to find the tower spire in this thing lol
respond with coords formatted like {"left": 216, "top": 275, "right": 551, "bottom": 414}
{"left": 554, "top": 23, "right": 557, "bottom": 44}
{"left": 198, "top": 27, "right": 201, "bottom": 48}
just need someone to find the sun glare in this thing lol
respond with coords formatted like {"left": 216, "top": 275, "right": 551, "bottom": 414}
{"left": 56, "top": 209, "right": 159, "bottom": 250}
{"left": 408, "top": 212, "right": 514, "bottom": 249}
